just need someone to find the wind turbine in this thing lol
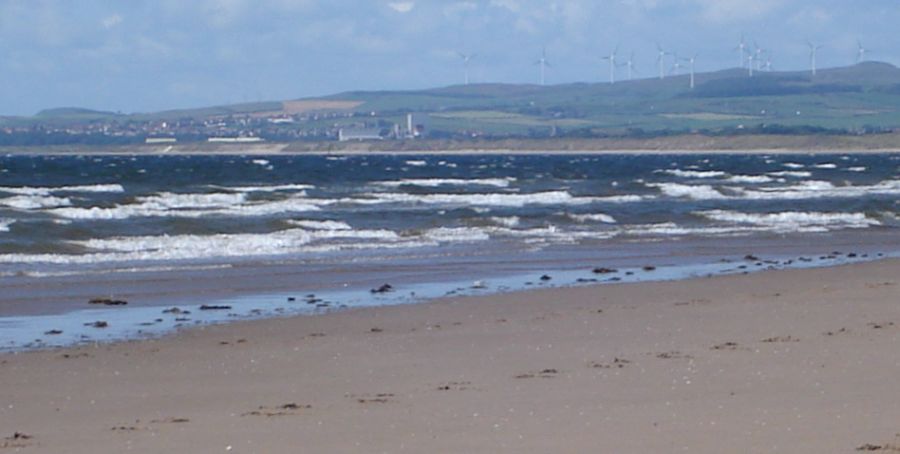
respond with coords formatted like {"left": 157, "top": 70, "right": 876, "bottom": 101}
{"left": 747, "top": 53, "right": 755, "bottom": 77}
{"left": 808, "top": 41, "right": 823, "bottom": 76}
{"left": 670, "top": 52, "right": 684, "bottom": 76}
{"left": 458, "top": 52, "right": 476, "bottom": 85}
{"left": 601, "top": 47, "right": 618, "bottom": 84}
{"left": 753, "top": 42, "right": 765, "bottom": 72}
{"left": 622, "top": 51, "right": 638, "bottom": 81}
{"left": 734, "top": 34, "right": 747, "bottom": 68}
{"left": 764, "top": 52, "right": 774, "bottom": 72}
{"left": 683, "top": 54, "right": 698, "bottom": 89}
{"left": 656, "top": 44, "right": 670, "bottom": 80}
{"left": 857, "top": 41, "right": 869, "bottom": 64}
{"left": 535, "top": 48, "right": 551, "bottom": 86}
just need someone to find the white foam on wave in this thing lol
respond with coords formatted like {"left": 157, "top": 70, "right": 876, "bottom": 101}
{"left": 374, "top": 177, "right": 516, "bottom": 188}
{"left": 658, "top": 169, "right": 728, "bottom": 178}
{"left": 814, "top": 163, "right": 838, "bottom": 169}
{"left": 0, "top": 195, "right": 72, "bottom": 210}
{"left": 287, "top": 219, "right": 352, "bottom": 230}
{"left": 48, "top": 194, "right": 322, "bottom": 220}
{"left": 0, "top": 219, "right": 14, "bottom": 232}
{"left": 737, "top": 180, "right": 900, "bottom": 200}
{"left": 352, "top": 190, "right": 604, "bottom": 207}
{"left": 0, "top": 228, "right": 402, "bottom": 264}
{"left": 698, "top": 210, "right": 880, "bottom": 230}
{"left": 846, "top": 166, "right": 867, "bottom": 172}
{"left": 725, "top": 175, "right": 776, "bottom": 184}
{"left": 405, "top": 160, "right": 427, "bottom": 167}
{"left": 648, "top": 183, "right": 727, "bottom": 200}
{"left": 489, "top": 216, "right": 521, "bottom": 227}
{"left": 0, "top": 184, "right": 125, "bottom": 196}
{"left": 569, "top": 213, "right": 617, "bottom": 224}
{"left": 213, "top": 184, "right": 314, "bottom": 193}
{"left": 251, "top": 159, "right": 270, "bottom": 166}
{"left": 138, "top": 192, "right": 247, "bottom": 209}
{"left": 783, "top": 162, "right": 805, "bottom": 169}
{"left": 768, "top": 171, "right": 813, "bottom": 178}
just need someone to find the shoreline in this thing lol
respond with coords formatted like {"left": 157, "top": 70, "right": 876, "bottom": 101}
{"left": 2, "top": 259, "right": 900, "bottom": 452}
{"left": 3, "top": 134, "right": 900, "bottom": 155}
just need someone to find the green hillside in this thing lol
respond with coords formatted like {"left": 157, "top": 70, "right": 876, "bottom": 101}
{"left": 319, "top": 62, "right": 900, "bottom": 137}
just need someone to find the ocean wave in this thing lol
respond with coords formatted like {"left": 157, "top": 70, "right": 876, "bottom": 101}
{"left": 405, "top": 160, "right": 427, "bottom": 167}
{"left": 0, "top": 195, "right": 73, "bottom": 210}
{"left": 287, "top": 219, "right": 352, "bottom": 230}
{"left": 0, "top": 184, "right": 125, "bottom": 196}
{"left": 783, "top": 162, "right": 805, "bottom": 169}
{"left": 648, "top": 183, "right": 728, "bottom": 200}
{"left": 350, "top": 190, "right": 601, "bottom": 207}
{"left": 697, "top": 210, "right": 880, "bottom": 230}
{"left": 569, "top": 213, "right": 617, "bottom": 224}
{"left": 48, "top": 195, "right": 321, "bottom": 220}
{"left": 725, "top": 175, "right": 776, "bottom": 184}
{"left": 137, "top": 192, "right": 248, "bottom": 209}
{"left": 768, "top": 171, "right": 812, "bottom": 178}
{"left": 846, "top": 166, "right": 867, "bottom": 172}
{"left": 658, "top": 169, "right": 727, "bottom": 178}
{"left": 374, "top": 177, "right": 516, "bottom": 188}
{"left": 212, "top": 184, "right": 314, "bottom": 193}
{"left": 0, "top": 219, "right": 14, "bottom": 232}
{"left": 489, "top": 216, "right": 521, "bottom": 227}
{"left": 814, "top": 163, "right": 838, "bottom": 169}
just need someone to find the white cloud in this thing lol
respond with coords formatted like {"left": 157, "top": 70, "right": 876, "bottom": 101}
{"left": 388, "top": 2, "right": 415, "bottom": 13}
{"left": 489, "top": 0, "right": 521, "bottom": 13}
{"left": 102, "top": 14, "right": 123, "bottom": 29}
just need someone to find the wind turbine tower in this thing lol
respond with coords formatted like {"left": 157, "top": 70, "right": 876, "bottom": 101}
{"left": 735, "top": 35, "right": 747, "bottom": 68}
{"left": 656, "top": 45, "right": 669, "bottom": 80}
{"left": 747, "top": 54, "right": 755, "bottom": 77}
{"left": 624, "top": 51, "right": 637, "bottom": 81}
{"left": 808, "top": 42, "right": 823, "bottom": 76}
{"left": 459, "top": 53, "right": 475, "bottom": 85}
{"left": 536, "top": 48, "right": 551, "bottom": 86}
{"left": 683, "top": 54, "right": 698, "bottom": 89}
{"left": 602, "top": 47, "right": 618, "bottom": 84}
{"left": 670, "top": 53, "right": 684, "bottom": 76}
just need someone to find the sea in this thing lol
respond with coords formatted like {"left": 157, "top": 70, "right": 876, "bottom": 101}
{"left": 1, "top": 152, "right": 898, "bottom": 350}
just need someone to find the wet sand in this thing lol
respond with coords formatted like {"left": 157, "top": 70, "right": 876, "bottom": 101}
{"left": 2, "top": 260, "right": 900, "bottom": 453}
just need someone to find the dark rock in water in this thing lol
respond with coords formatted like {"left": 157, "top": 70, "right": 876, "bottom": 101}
{"left": 576, "top": 278, "right": 598, "bottom": 283}
{"left": 89, "top": 298, "right": 128, "bottom": 306}
{"left": 85, "top": 321, "right": 109, "bottom": 328}
{"left": 625, "top": 271, "right": 634, "bottom": 276}
{"left": 744, "top": 255, "right": 759, "bottom": 261}
{"left": 44, "top": 329, "right": 63, "bottom": 335}
{"left": 608, "top": 277, "right": 622, "bottom": 282}
{"left": 371, "top": 284, "right": 394, "bottom": 294}
{"left": 592, "top": 267, "right": 617, "bottom": 274}
{"left": 642, "top": 266, "right": 656, "bottom": 272}
{"left": 848, "top": 253, "right": 858, "bottom": 258}
{"left": 175, "top": 317, "right": 190, "bottom": 322}
{"left": 199, "top": 304, "right": 232, "bottom": 311}
{"left": 287, "top": 297, "right": 296, "bottom": 302}
{"left": 305, "top": 298, "right": 323, "bottom": 305}
{"left": 162, "top": 307, "right": 185, "bottom": 314}
{"left": 540, "top": 275, "right": 552, "bottom": 281}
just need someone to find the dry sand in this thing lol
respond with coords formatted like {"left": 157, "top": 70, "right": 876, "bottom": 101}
{"left": 2, "top": 260, "right": 900, "bottom": 453}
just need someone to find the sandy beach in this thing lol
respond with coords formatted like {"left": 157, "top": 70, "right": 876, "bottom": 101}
{"left": 2, "top": 260, "right": 899, "bottom": 453}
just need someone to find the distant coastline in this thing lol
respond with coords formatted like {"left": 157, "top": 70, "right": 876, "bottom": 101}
{"left": 2, "top": 133, "right": 900, "bottom": 155}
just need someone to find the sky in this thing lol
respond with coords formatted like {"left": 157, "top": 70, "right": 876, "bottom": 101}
{"left": 0, "top": 0, "right": 898, "bottom": 116}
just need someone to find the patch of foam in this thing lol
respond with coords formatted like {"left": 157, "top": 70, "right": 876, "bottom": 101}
{"left": 783, "top": 162, "right": 805, "bottom": 169}
{"left": 489, "top": 216, "right": 521, "bottom": 227}
{"left": 658, "top": 169, "right": 727, "bottom": 178}
{"left": 0, "top": 195, "right": 72, "bottom": 210}
{"left": 814, "top": 163, "right": 837, "bottom": 169}
{"left": 846, "top": 166, "right": 867, "bottom": 172}
{"left": 768, "top": 171, "right": 812, "bottom": 178}
{"left": 287, "top": 219, "right": 352, "bottom": 230}
{"left": 736, "top": 180, "right": 900, "bottom": 200}
{"left": 725, "top": 175, "right": 775, "bottom": 184}
{"left": 214, "top": 184, "right": 314, "bottom": 193}
{"left": 0, "top": 184, "right": 125, "bottom": 196}
{"left": 353, "top": 190, "right": 600, "bottom": 207}
{"left": 375, "top": 178, "right": 516, "bottom": 188}
{"left": 569, "top": 213, "right": 617, "bottom": 224}
{"left": 648, "top": 183, "right": 727, "bottom": 200}
{"left": 0, "top": 219, "right": 14, "bottom": 232}
{"left": 698, "top": 210, "right": 880, "bottom": 231}
{"left": 405, "top": 160, "right": 427, "bottom": 167}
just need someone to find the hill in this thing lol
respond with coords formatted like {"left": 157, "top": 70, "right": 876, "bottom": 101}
{"left": 5, "top": 62, "right": 900, "bottom": 142}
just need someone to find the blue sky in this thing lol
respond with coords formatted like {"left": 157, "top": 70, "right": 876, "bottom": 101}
{"left": 0, "top": 0, "right": 897, "bottom": 115}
